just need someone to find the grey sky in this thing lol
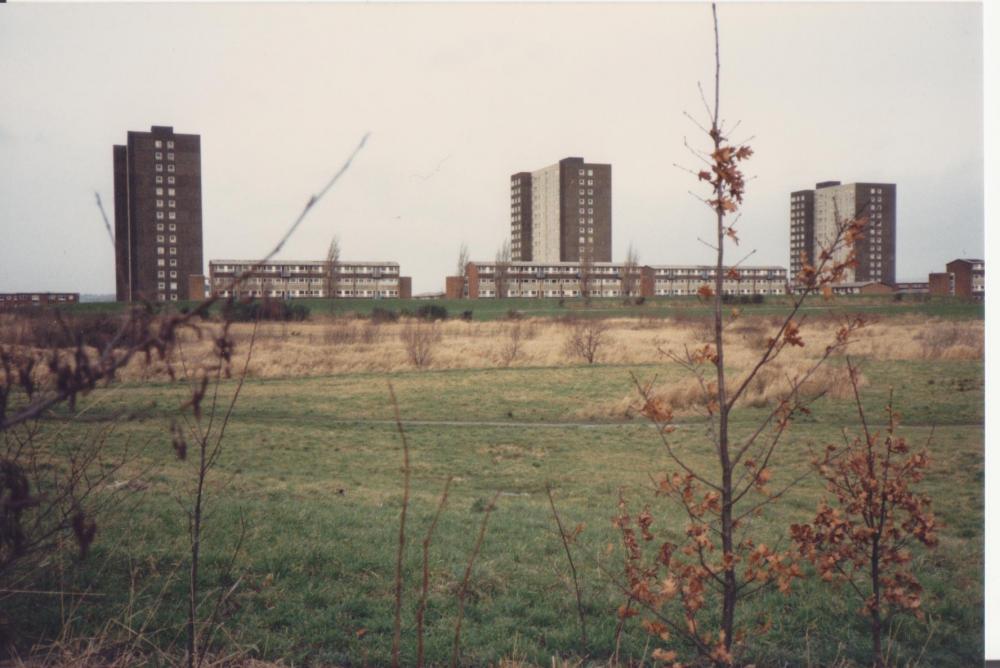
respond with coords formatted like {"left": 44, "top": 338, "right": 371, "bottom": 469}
{"left": 0, "top": 2, "right": 983, "bottom": 294}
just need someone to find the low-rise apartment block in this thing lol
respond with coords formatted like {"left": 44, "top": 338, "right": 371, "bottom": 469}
{"left": 209, "top": 260, "right": 411, "bottom": 299}
{"left": 0, "top": 293, "right": 80, "bottom": 310}
{"left": 455, "top": 261, "right": 786, "bottom": 299}
{"left": 929, "top": 258, "right": 984, "bottom": 298}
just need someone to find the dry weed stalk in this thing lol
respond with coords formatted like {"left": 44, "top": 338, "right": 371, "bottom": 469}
{"left": 545, "top": 484, "right": 588, "bottom": 647}
{"left": 616, "top": 5, "right": 871, "bottom": 665}
{"left": 417, "top": 476, "right": 452, "bottom": 668}
{"left": 388, "top": 382, "right": 411, "bottom": 668}
{"left": 451, "top": 491, "right": 500, "bottom": 668}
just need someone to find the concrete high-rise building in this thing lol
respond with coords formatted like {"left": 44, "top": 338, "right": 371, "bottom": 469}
{"left": 114, "top": 125, "right": 203, "bottom": 302}
{"left": 789, "top": 181, "right": 895, "bottom": 286}
{"left": 510, "top": 157, "right": 611, "bottom": 263}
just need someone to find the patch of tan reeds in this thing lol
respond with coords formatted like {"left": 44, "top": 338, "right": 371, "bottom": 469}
{"left": 4, "top": 313, "right": 982, "bottom": 383}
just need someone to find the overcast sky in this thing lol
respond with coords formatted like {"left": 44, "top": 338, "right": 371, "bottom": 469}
{"left": 0, "top": 2, "right": 983, "bottom": 294}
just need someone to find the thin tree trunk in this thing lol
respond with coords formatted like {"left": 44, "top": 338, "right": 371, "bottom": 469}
{"left": 709, "top": 3, "right": 737, "bottom": 652}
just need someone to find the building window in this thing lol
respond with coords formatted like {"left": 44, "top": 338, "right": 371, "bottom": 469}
{"left": 169, "top": 223, "right": 176, "bottom": 231}
{"left": 169, "top": 259, "right": 177, "bottom": 267}
{"left": 158, "top": 282, "right": 166, "bottom": 290}
{"left": 578, "top": 169, "right": 584, "bottom": 175}
{"left": 156, "top": 176, "right": 163, "bottom": 184}
{"left": 155, "top": 152, "right": 163, "bottom": 160}
{"left": 169, "top": 247, "right": 177, "bottom": 255}
{"left": 156, "top": 235, "right": 164, "bottom": 243}
{"left": 170, "top": 271, "right": 177, "bottom": 278}
{"left": 167, "top": 152, "right": 174, "bottom": 161}
{"left": 167, "top": 164, "right": 175, "bottom": 172}
{"left": 155, "top": 140, "right": 162, "bottom": 148}
{"left": 169, "top": 235, "right": 176, "bottom": 243}
{"left": 157, "top": 259, "right": 165, "bottom": 266}
{"left": 168, "top": 200, "right": 175, "bottom": 208}
{"left": 156, "top": 199, "right": 164, "bottom": 207}
{"left": 156, "top": 188, "right": 163, "bottom": 196}
{"left": 171, "top": 294, "right": 178, "bottom": 302}
{"left": 155, "top": 164, "right": 163, "bottom": 172}
{"left": 157, "top": 247, "right": 164, "bottom": 255}
{"left": 167, "top": 140, "right": 174, "bottom": 148}
{"left": 158, "top": 271, "right": 165, "bottom": 278}
{"left": 156, "top": 223, "right": 164, "bottom": 231}
{"left": 168, "top": 188, "right": 175, "bottom": 196}
{"left": 167, "top": 176, "right": 175, "bottom": 184}
{"left": 168, "top": 212, "right": 176, "bottom": 219}
{"left": 170, "top": 282, "right": 177, "bottom": 290}
{"left": 156, "top": 212, "right": 164, "bottom": 219}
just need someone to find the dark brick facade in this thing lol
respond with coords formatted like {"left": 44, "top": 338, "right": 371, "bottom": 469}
{"left": 559, "top": 157, "right": 611, "bottom": 263}
{"left": 114, "top": 126, "right": 203, "bottom": 302}
{"left": 852, "top": 183, "right": 896, "bottom": 286}
{"left": 510, "top": 172, "right": 532, "bottom": 261}
{"left": 789, "top": 189, "right": 814, "bottom": 281}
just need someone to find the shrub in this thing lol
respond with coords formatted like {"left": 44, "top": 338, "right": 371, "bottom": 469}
{"left": 415, "top": 304, "right": 448, "bottom": 321}
{"left": 400, "top": 323, "right": 440, "bottom": 368}
{"left": 563, "top": 319, "right": 609, "bottom": 365}
{"left": 460, "top": 310, "right": 474, "bottom": 322}
{"left": 221, "top": 298, "right": 309, "bottom": 322}
{"left": 371, "top": 306, "right": 399, "bottom": 324}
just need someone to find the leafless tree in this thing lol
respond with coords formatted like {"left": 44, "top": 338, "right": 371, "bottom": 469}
{"left": 495, "top": 321, "right": 524, "bottom": 368}
{"left": 494, "top": 239, "right": 511, "bottom": 299}
{"left": 622, "top": 242, "right": 641, "bottom": 300}
{"left": 400, "top": 323, "right": 440, "bottom": 369}
{"left": 564, "top": 318, "right": 609, "bottom": 365}
{"left": 456, "top": 242, "right": 470, "bottom": 281}
{"left": 325, "top": 235, "right": 341, "bottom": 304}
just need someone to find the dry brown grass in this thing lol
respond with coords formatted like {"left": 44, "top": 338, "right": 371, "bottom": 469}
{"left": 2, "top": 314, "right": 982, "bottom": 383}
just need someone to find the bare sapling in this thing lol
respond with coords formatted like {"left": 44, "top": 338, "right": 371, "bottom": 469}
{"left": 791, "top": 359, "right": 938, "bottom": 668}
{"left": 400, "top": 323, "right": 440, "bottom": 369}
{"left": 496, "top": 321, "right": 524, "bottom": 368}
{"left": 564, "top": 318, "right": 610, "bottom": 365}
{"left": 614, "top": 4, "right": 871, "bottom": 665}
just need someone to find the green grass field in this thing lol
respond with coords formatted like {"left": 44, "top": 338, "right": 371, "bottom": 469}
{"left": 3, "top": 348, "right": 983, "bottom": 666}
{"left": 62, "top": 294, "right": 985, "bottom": 322}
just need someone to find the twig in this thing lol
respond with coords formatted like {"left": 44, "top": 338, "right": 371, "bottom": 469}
{"left": 417, "top": 476, "right": 453, "bottom": 668}
{"left": 389, "top": 382, "right": 411, "bottom": 668}
{"left": 450, "top": 491, "right": 500, "bottom": 668}
{"left": 545, "top": 484, "right": 588, "bottom": 647}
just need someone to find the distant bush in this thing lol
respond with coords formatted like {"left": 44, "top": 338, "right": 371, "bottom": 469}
{"left": 415, "top": 304, "right": 448, "bottom": 321}
{"left": 460, "top": 310, "right": 474, "bottom": 322}
{"left": 505, "top": 309, "right": 524, "bottom": 320}
{"left": 222, "top": 299, "right": 310, "bottom": 322}
{"left": 721, "top": 294, "right": 765, "bottom": 305}
{"left": 371, "top": 307, "right": 399, "bottom": 324}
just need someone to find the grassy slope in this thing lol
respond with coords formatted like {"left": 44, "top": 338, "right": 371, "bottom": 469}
{"left": 8, "top": 354, "right": 983, "bottom": 666}
{"left": 63, "top": 294, "right": 985, "bottom": 322}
